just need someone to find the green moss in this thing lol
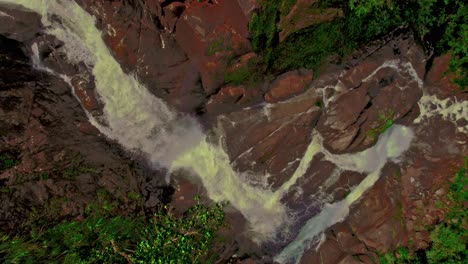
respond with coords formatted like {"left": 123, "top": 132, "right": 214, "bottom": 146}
{"left": 424, "top": 158, "right": 468, "bottom": 263}
{"left": 394, "top": 201, "right": 404, "bottom": 226}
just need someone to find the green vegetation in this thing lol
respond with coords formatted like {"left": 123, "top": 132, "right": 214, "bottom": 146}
{"left": 0, "top": 153, "right": 17, "bottom": 171}
{"left": 39, "top": 172, "right": 50, "bottom": 180}
{"left": 224, "top": 57, "right": 263, "bottom": 86}
{"left": 0, "top": 197, "right": 226, "bottom": 263}
{"left": 249, "top": 0, "right": 467, "bottom": 89}
{"left": 127, "top": 191, "right": 142, "bottom": 201}
{"left": 280, "top": 0, "right": 298, "bottom": 17}
{"left": 367, "top": 110, "right": 395, "bottom": 140}
{"left": 63, "top": 154, "right": 97, "bottom": 180}
{"left": 379, "top": 159, "right": 467, "bottom": 263}
{"left": 224, "top": 66, "right": 251, "bottom": 85}
{"left": 206, "top": 38, "right": 230, "bottom": 56}
{"left": 0, "top": 187, "right": 14, "bottom": 194}
{"left": 249, "top": 1, "right": 282, "bottom": 68}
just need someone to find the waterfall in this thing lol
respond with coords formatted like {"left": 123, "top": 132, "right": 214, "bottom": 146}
{"left": 0, "top": 1, "right": 418, "bottom": 263}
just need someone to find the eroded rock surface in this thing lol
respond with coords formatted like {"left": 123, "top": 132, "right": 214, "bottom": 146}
{"left": 0, "top": 1, "right": 466, "bottom": 264}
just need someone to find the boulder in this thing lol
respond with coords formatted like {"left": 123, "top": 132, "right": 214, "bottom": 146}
{"left": 265, "top": 69, "right": 313, "bottom": 103}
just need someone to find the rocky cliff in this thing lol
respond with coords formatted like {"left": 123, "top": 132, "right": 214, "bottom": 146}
{"left": 0, "top": 0, "right": 466, "bottom": 263}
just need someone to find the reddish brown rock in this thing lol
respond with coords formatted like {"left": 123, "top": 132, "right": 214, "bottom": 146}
{"left": 236, "top": 0, "right": 258, "bottom": 19}
{"left": 301, "top": 238, "right": 347, "bottom": 264}
{"left": 162, "top": 2, "right": 186, "bottom": 32}
{"left": 218, "top": 89, "right": 322, "bottom": 189}
{"left": 426, "top": 54, "right": 460, "bottom": 97}
{"left": 205, "top": 82, "right": 263, "bottom": 118}
{"left": 175, "top": 0, "right": 252, "bottom": 94}
{"left": 170, "top": 178, "right": 202, "bottom": 216}
{"left": 302, "top": 114, "right": 466, "bottom": 263}
{"left": 0, "top": 25, "right": 163, "bottom": 233}
{"left": 76, "top": 0, "right": 205, "bottom": 113}
{"left": 71, "top": 77, "right": 100, "bottom": 112}
{"left": 265, "top": 69, "right": 313, "bottom": 103}
{"left": 279, "top": 0, "right": 343, "bottom": 42}
{"left": 76, "top": 121, "right": 100, "bottom": 135}
{"left": 316, "top": 36, "right": 425, "bottom": 154}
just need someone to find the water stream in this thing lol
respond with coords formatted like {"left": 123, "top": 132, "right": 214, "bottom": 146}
{"left": 0, "top": 1, "right": 440, "bottom": 263}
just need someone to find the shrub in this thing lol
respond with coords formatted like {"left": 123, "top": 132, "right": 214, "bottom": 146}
{"left": 0, "top": 199, "right": 226, "bottom": 263}
{"left": 0, "top": 154, "right": 17, "bottom": 171}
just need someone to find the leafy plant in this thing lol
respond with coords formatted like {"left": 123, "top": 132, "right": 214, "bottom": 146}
{"left": 367, "top": 110, "right": 395, "bottom": 140}
{"left": 0, "top": 153, "right": 17, "bottom": 171}
{"left": 224, "top": 56, "right": 263, "bottom": 86}
{"left": 62, "top": 154, "right": 97, "bottom": 180}
{"left": 0, "top": 198, "right": 226, "bottom": 263}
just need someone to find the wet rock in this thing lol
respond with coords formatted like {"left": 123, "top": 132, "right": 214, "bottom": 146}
{"left": 301, "top": 238, "right": 346, "bottom": 264}
{"left": 162, "top": 2, "right": 186, "bottom": 33}
{"left": 70, "top": 77, "right": 100, "bottom": 112}
{"left": 76, "top": 0, "right": 206, "bottom": 113}
{"left": 0, "top": 29, "right": 161, "bottom": 233}
{"left": 346, "top": 165, "right": 405, "bottom": 252}
{"left": 316, "top": 35, "right": 424, "bottom": 154}
{"left": 0, "top": 5, "right": 41, "bottom": 42}
{"left": 218, "top": 90, "right": 322, "bottom": 189}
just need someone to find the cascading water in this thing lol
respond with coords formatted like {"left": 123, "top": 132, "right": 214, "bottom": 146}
{"left": 0, "top": 1, "right": 430, "bottom": 263}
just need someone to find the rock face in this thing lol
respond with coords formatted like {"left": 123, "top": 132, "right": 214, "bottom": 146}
{"left": 72, "top": 0, "right": 255, "bottom": 114}
{"left": 264, "top": 69, "right": 313, "bottom": 103}
{"left": 212, "top": 32, "right": 466, "bottom": 262}
{"left": 175, "top": 0, "right": 252, "bottom": 95}
{"left": 0, "top": 1, "right": 467, "bottom": 264}
{"left": 0, "top": 8, "right": 169, "bottom": 233}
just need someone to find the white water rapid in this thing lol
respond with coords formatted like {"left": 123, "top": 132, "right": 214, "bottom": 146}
{"left": 1, "top": 1, "right": 423, "bottom": 263}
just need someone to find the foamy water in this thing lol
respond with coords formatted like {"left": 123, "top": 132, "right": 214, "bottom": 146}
{"left": 0, "top": 1, "right": 439, "bottom": 263}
